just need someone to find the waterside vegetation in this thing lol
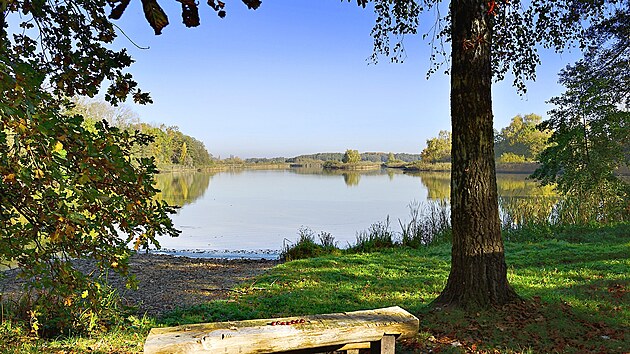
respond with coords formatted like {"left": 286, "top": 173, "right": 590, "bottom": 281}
{"left": 2, "top": 221, "right": 627, "bottom": 353}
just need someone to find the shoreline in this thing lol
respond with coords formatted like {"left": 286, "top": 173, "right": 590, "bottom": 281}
{"left": 0, "top": 253, "right": 279, "bottom": 317}
{"left": 149, "top": 248, "right": 281, "bottom": 260}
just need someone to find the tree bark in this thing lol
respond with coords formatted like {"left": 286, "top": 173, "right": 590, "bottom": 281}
{"left": 434, "top": 0, "right": 519, "bottom": 308}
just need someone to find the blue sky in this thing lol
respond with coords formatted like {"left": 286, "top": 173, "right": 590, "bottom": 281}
{"left": 113, "top": 0, "right": 582, "bottom": 158}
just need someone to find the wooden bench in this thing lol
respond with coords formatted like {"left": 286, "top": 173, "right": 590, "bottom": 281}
{"left": 144, "top": 306, "right": 419, "bottom": 354}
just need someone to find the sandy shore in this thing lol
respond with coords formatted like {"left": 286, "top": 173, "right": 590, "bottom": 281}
{"left": 0, "top": 254, "right": 279, "bottom": 317}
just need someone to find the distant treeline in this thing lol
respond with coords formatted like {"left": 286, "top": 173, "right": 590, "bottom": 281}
{"left": 245, "top": 152, "right": 421, "bottom": 164}
{"left": 134, "top": 124, "right": 213, "bottom": 168}
{"left": 70, "top": 98, "right": 213, "bottom": 168}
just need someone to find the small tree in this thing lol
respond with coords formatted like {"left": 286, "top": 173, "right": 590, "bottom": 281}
{"left": 342, "top": 149, "right": 361, "bottom": 164}
{"left": 532, "top": 10, "right": 630, "bottom": 223}
{"left": 495, "top": 114, "right": 551, "bottom": 161}
{"left": 180, "top": 141, "right": 189, "bottom": 165}
{"left": 0, "top": 1, "right": 178, "bottom": 335}
{"left": 421, "top": 130, "right": 451, "bottom": 163}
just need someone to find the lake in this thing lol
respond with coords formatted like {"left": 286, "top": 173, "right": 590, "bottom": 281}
{"left": 152, "top": 168, "right": 553, "bottom": 258}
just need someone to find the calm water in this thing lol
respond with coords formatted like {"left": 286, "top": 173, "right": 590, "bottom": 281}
{"left": 153, "top": 168, "right": 551, "bottom": 257}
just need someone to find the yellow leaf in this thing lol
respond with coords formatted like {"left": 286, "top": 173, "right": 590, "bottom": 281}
{"left": 53, "top": 141, "right": 64, "bottom": 153}
{"left": 111, "top": 261, "right": 118, "bottom": 268}
{"left": 34, "top": 169, "right": 44, "bottom": 179}
{"left": 2, "top": 173, "right": 15, "bottom": 183}
{"left": 81, "top": 290, "right": 89, "bottom": 299}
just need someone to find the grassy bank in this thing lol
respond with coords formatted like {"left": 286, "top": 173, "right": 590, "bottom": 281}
{"left": 403, "top": 162, "right": 541, "bottom": 174}
{"left": 322, "top": 161, "right": 383, "bottom": 170}
{"left": 2, "top": 224, "right": 628, "bottom": 353}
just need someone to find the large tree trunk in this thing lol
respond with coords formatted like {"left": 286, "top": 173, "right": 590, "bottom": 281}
{"left": 434, "top": 0, "right": 519, "bottom": 308}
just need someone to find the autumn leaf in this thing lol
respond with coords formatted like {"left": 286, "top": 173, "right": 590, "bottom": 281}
{"left": 179, "top": 0, "right": 200, "bottom": 27}
{"left": 141, "top": 0, "right": 169, "bottom": 35}
{"left": 2, "top": 173, "right": 15, "bottom": 183}
{"left": 109, "top": 0, "right": 131, "bottom": 20}
{"left": 53, "top": 141, "right": 64, "bottom": 153}
{"left": 242, "top": 0, "right": 261, "bottom": 10}
{"left": 34, "top": 169, "right": 44, "bottom": 179}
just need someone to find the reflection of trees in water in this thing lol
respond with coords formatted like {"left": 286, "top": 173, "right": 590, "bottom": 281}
{"left": 154, "top": 172, "right": 213, "bottom": 207}
{"left": 415, "top": 172, "right": 557, "bottom": 200}
{"left": 290, "top": 167, "right": 404, "bottom": 187}
{"left": 292, "top": 166, "right": 327, "bottom": 175}
{"left": 343, "top": 172, "right": 361, "bottom": 187}
{"left": 415, "top": 172, "right": 451, "bottom": 200}
{"left": 495, "top": 174, "right": 556, "bottom": 197}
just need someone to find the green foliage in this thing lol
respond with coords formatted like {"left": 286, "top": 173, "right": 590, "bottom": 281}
{"left": 498, "top": 152, "right": 527, "bottom": 163}
{"left": 533, "top": 20, "right": 630, "bottom": 223}
{"left": 0, "top": 99, "right": 178, "bottom": 336}
{"left": 0, "top": 1, "right": 178, "bottom": 336}
{"left": 289, "top": 152, "right": 343, "bottom": 162}
{"left": 495, "top": 114, "right": 552, "bottom": 162}
{"left": 421, "top": 130, "right": 451, "bottom": 163}
{"left": 399, "top": 201, "right": 451, "bottom": 248}
{"left": 69, "top": 98, "right": 213, "bottom": 168}
{"left": 2, "top": 224, "right": 628, "bottom": 352}
{"left": 404, "top": 162, "right": 451, "bottom": 173}
{"left": 341, "top": 149, "right": 361, "bottom": 164}
{"left": 349, "top": 217, "right": 396, "bottom": 253}
{"left": 321, "top": 160, "right": 342, "bottom": 169}
{"left": 280, "top": 227, "right": 340, "bottom": 261}
{"left": 288, "top": 152, "right": 421, "bottom": 163}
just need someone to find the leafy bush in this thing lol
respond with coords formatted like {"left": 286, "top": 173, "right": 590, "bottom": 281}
{"left": 498, "top": 152, "right": 527, "bottom": 163}
{"left": 1, "top": 2, "right": 179, "bottom": 337}
{"left": 349, "top": 217, "right": 396, "bottom": 253}
{"left": 280, "top": 227, "right": 341, "bottom": 261}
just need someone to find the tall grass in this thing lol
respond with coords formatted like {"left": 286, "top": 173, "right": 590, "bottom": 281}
{"left": 399, "top": 200, "right": 451, "bottom": 248}
{"left": 281, "top": 200, "right": 452, "bottom": 260}
{"left": 499, "top": 194, "right": 628, "bottom": 235}
{"left": 283, "top": 193, "right": 628, "bottom": 260}
{"left": 348, "top": 217, "right": 396, "bottom": 253}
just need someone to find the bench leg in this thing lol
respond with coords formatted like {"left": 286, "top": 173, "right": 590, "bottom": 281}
{"left": 370, "top": 334, "right": 396, "bottom": 354}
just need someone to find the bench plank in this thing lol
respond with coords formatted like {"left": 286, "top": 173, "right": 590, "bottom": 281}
{"left": 144, "top": 306, "right": 418, "bottom": 354}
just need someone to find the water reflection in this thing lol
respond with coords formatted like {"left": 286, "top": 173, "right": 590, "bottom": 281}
{"left": 154, "top": 169, "right": 554, "bottom": 208}
{"left": 154, "top": 171, "right": 213, "bottom": 207}
{"left": 342, "top": 172, "right": 361, "bottom": 187}
{"left": 414, "top": 172, "right": 450, "bottom": 200}
{"left": 412, "top": 172, "right": 556, "bottom": 200}
{"left": 153, "top": 168, "right": 557, "bottom": 252}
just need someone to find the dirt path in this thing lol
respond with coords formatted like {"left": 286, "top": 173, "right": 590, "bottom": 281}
{"left": 0, "top": 254, "right": 279, "bottom": 317}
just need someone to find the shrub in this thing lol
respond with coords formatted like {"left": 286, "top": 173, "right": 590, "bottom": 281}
{"left": 280, "top": 227, "right": 341, "bottom": 261}
{"left": 349, "top": 217, "right": 396, "bottom": 253}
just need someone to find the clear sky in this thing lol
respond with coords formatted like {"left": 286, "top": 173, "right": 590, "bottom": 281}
{"left": 112, "top": 0, "right": 582, "bottom": 158}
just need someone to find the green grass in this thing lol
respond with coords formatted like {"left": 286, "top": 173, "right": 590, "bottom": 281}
{"left": 2, "top": 224, "right": 628, "bottom": 353}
